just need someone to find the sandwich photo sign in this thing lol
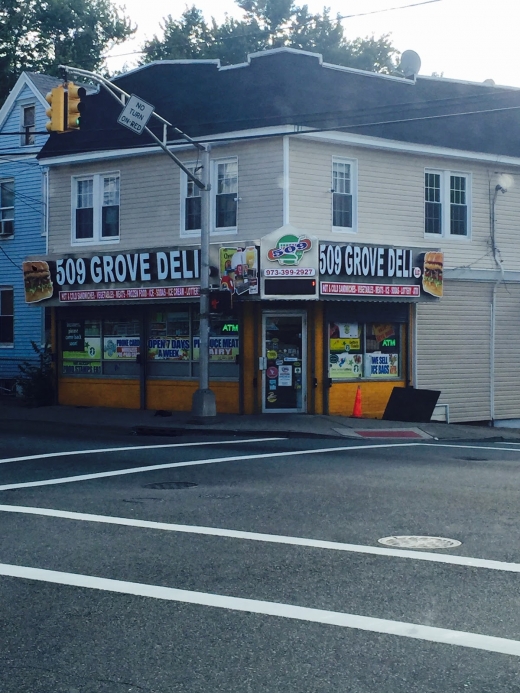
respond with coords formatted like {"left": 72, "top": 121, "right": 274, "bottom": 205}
{"left": 319, "top": 242, "right": 444, "bottom": 300}
{"left": 23, "top": 261, "right": 54, "bottom": 303}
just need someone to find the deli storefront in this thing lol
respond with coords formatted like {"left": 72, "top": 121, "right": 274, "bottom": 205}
{"left": 24, "top": 230, "right": 443, "bottom": 417}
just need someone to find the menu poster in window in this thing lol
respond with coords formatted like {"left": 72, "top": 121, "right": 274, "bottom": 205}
{"left": 372, "top": 324, "right": 395, "bottom": 344}
{"left": 364, "top": 353, "right": 399, "bottom": 378}
{"left": 192, "top": 336, "right": 239, "bottom": 362}
{"left": 329, "top": 353, "right": 362, "bottom": 379}
{"left": 62, "top": 321, "right": 84, "bottom": 352}
{"left": 219, "top": 246, "right": 258, "bottom": 295}
{"left": 62, "top": 361, "right": 102, "bottom": 375}
{"left": 103, "top": 337, "right": 140, "bottom": 359}
{"left": 62, "top": 322, "right": 101, "bottom": 361}
{"left": 329, "top": 322, "right": 359, "bottom": 339}
{"left": 148, "top": 337, "right": 190, "bottom": 361}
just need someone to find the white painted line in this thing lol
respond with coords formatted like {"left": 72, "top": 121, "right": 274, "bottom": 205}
{"left": 2, "top": 503, "right": 520, "bottom": 574}
{"left": 0, "top": 443, "right": 421, "bottom": 491}
{"left": 1, "top": 562, "right": 519, "bottom": 657}
{"left": 422, "top": 443, "right": 520, "bottom": 453}
{"left": 0, "top": 437, "right": 284, "bottom": 466}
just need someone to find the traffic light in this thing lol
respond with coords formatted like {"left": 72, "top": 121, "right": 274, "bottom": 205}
{"left": 45, "top": 86, "right": 65, "bottom": 132}
{"left": 209, "top": 289, "right": 233, "bottom": 313}
{"left": 66, "top": 82, "right": 86, "bottom": 130}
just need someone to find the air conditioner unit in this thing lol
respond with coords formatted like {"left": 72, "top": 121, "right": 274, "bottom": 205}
{"left": 0, "top": 229, "right": 13, "bottom": 238}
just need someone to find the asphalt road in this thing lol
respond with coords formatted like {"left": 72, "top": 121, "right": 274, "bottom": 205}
{"left": 2, "top": 421, "right": 520, "bottom": 692}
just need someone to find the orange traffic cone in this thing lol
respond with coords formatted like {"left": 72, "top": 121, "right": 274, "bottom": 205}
{"left": 352, "top": 386, "right": 362, "bottom": 418}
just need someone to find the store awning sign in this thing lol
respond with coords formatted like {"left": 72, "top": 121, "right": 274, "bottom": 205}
{"left": 260, "top": 225, "right": 319, "bottom": 299}
{"left": 319, "top": 243, "right": 443, "bottom": 299}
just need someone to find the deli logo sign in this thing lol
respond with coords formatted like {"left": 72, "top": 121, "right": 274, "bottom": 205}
{"left": 319, "top": 243, "right": 421, "bottom": 280}
{"left": 52, "top": 249, "right": 200, "bottom": 288}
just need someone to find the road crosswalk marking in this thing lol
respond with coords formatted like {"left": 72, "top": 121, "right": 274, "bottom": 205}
{"left": 1, "top": 562, "right": 519, "bottom": 657}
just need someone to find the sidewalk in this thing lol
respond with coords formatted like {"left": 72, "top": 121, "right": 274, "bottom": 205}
{"left": 2, "top": 396, "right": 520, "bottom": 442}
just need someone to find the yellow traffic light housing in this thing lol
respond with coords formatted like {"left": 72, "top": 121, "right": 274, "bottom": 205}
{"left": 66, "top": 82, "right": 86, "bottom": 130}
{"left": 45, "top": 86, "right": 65, "bottom": 132}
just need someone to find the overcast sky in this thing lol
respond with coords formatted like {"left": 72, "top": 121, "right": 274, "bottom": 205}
{"left": 105, "top": 0, "right": 520, "bottom": 88}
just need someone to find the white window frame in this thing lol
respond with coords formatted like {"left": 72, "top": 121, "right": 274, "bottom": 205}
{"left": 0, "top": 286, "right": 14, "bottom": 347}
{"left": 424, "top": 168, "right": 471, "bottom": 240}
{"left": 211, "top": 157, "right": 238, "bottom": 235}
{"left": 20, "top": 103, "right": 35, "bottom": 147}
{"left": 181, "top": 158, "right": 239, "bottom": 236}
{"left": 72, "top": 171, "right": 120, "bottom": 245}
{"left": 332, "top": 156, "right": 358, "bottom": 233}
{"left": 180, "top": 162, "right": 202, "bottom": 237}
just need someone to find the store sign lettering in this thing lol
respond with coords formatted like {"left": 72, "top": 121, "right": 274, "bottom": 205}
{"left": 54, "top": 250, "right": 200, "bottom": 288}
{"left": 320, "top": 244, "right": 418, "bottom": 279}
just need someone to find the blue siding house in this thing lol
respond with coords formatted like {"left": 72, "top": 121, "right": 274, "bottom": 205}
{"left": 0, "top": 73, "right": 60, "bottom": 393}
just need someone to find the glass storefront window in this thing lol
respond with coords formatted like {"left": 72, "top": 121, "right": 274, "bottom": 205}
{"left": 148, "top": 311, "right": 190, "bottom": 361}
{"left": 61, "top": 307, "right": 239, "bottom": 379}
{"left": 328, "top": 321, "right": 402, "bottom": 381}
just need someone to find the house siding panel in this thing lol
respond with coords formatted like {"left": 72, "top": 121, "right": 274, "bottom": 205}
{"left": 48, "top": 138, "right": 284, "bottom": 254}
{"left": 289, "top": 136, "right": 518, "bottom": 273}
{"left": 493, "top": 283, "right": 520, "bottom": 420}
{"left": 416, "top": 281, "right": 492, "bottom": 422}
{"left": 0, "top": 80, "right": 48, "bottom": 381}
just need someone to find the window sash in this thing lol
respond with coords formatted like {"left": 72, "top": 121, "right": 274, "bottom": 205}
{"left": 22, "top": 106, "right": 35, "bottom": 146}
{"left": 425, "top": 171, "right": 469, "bottom": 237}
{"left": 183, "top": 166, "right": 202, "bottom": 233}
{"left": 215, "top": 161, "right": 237, "bottom": 229}
{"left": 74, "top": 174, "right": 119, "bottom": 242}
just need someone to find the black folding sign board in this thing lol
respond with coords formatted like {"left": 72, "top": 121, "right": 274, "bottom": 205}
{"left": 383, "top": 387, "right": 441, "bottom": 423}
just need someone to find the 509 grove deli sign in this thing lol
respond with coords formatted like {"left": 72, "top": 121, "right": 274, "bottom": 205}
{"left": 319, "top": 243, "right": 443, "bottom": 298}
{"left": 23, "top": 249, "right": 201, "bottom": 304}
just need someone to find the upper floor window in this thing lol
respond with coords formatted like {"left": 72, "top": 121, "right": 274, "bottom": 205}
{"left": 181, "top": 158, "right": 238, "bottom": 236}
{"left": 21, "top": 105, "right": 35, "bottom": 146}
{"left": 0, "top": 287, "right": 14, "bottom": 345}
{"left": 425, "top": 170, "right": 470, "bottom": 237}
{"left": 214, "top": 159, "right": 238, "bottom": 231}
{"left": 182, "top": 164, "right": 202, "bottom": 235}
{"left": 332, "top": 157, "right": 357, "bottom": 232}
{"left": 73, "top": 173, "right": 120, "bottom": 244}
{"left": 0, "top": 180, "right": 14, "bottom": 237}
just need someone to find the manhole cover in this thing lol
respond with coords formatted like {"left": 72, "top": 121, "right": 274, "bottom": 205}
{"left": 378, "top": 535, "right": 461, "bottom": 549}
{"left": 143, "top": 481, "right": 198, "bottom": 490}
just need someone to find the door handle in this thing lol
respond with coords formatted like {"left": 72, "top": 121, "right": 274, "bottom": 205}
{"left": 258, "top": 356, "right": 267, "bottom": 370}
{"left": 313, "top": 377, "right": 318, "bottom": 388}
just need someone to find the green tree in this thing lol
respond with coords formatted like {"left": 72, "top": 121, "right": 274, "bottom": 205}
{"left": 0, "top": 0, "right": 135, "bottom": 102}
{"left": 140, "top": 1, "right": 398, "bottom": 74}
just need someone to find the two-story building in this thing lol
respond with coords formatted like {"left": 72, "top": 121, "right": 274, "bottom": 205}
{"left": 0, "top": 73, "right": 60, "bottom": 393}
{"left": 33, "top": 49, "right": 520, "bottom": 423}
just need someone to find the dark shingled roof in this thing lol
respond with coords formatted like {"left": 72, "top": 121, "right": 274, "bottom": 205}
{"left": 25, "top": 72, "right": 62, "bottom": 98}
{"left": 38, "top": 49, "right": 520, "bottom": 160}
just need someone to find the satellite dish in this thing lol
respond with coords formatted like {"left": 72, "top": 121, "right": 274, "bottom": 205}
{"left": 399, "top": 50, "right": 421, "bottom": 78}
{"left": 483, "top": 79, "right": 495, "bottom": 86}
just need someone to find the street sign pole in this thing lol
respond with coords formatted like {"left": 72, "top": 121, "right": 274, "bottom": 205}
{"left": 58, "top": 64, "right": 218, "bottom": 421}
{"left": 192, "top": 146, "right": 217, "bottom": 419}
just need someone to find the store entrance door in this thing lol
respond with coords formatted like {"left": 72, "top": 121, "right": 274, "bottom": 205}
{"left": 261, "top": 311, "right": 307, "bottom": 413}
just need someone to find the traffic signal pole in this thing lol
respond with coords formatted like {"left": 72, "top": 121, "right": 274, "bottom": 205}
{"left": 192, "top": 146, "right": 217, "bottom": 419}
{"left": 57, "top": 64, "right": 217, "bottom": 421}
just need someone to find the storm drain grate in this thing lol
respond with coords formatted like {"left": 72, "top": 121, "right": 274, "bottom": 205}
{"left": 378, "top": 535, "right": 461, "bottom": 549}
{"left": 143, "top": 481, "right": 198, "bottom": 490}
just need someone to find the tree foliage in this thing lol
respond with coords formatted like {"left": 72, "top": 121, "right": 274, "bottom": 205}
{"left": 140, "top": 0, "right": 398, "bottom": 73}
{"left": 0, "top": 0, "right": 135, "bottom": 102}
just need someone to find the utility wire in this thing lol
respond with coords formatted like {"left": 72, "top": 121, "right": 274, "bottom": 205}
{"left": 0, "top": 244, "right": 22, "bottom": 271}
{"left": 338, "top": 0, "right": 443, "bottom": 20}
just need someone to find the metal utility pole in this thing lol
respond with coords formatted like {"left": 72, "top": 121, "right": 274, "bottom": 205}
{"left": 192, "top": 147, "right": 217, "bottom": 419}
{"left": 58, "top": 65, "right": 217, "bottom": 421}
